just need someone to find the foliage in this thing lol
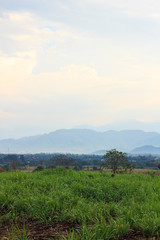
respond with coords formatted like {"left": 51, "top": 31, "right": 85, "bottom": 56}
{"left": 33, "top": 165, "right": 44, "bottom": 172}
{"left": 0, "top": 169, "right": 160, "bottom": 239}
{"left": 11, "top": 160, "right": 18, "bottom": 171}
{"left": 73, "top": 164, "right": 83, "bottom": 171}
{"left": 102, "top": 149, "right": 132, "bottom": 174}
{"left": 0, "top": 153, "right": 160, "bottom": 170}
{"left": 0, "top": 167, "right": 5, "bottom": 172}
{"left": 50, "top": 154, "right": 74, "bottom": 168}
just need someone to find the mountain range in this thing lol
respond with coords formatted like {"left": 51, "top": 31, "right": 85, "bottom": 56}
{"left": 75, "top": 120, "right": 160, "bottom": 133}
{"left": 1, "top": 129, "right": 160, "bottom": 154}
{"left": 131, "top": 145, "right": 160, "bottom": 154}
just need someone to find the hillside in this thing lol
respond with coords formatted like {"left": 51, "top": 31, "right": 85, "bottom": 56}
{"left": 132, "top": 145, "right": 160, "bottom": 154}
{"left": 1, "top": 129, "right": 160, "bottom": 153}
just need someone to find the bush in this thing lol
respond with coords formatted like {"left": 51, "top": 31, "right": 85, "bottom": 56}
{"left": 33, "top": 165, "right": 44, "bottom": 172}
{"left": 0, "top": 167, "right": 5, "bottom": 173}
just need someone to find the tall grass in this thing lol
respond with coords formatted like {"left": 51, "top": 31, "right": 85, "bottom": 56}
{"left": 0, "top": 168, "right": 160, "bottom": 239}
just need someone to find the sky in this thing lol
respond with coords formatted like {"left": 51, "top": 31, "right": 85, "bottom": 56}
{"left": 0, "top": 0, "right": 160, "bottom": 138}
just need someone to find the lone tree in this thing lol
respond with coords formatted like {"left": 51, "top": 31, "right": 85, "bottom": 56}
{"left": 102, "top": 149, "right": 132, "bottom": 174}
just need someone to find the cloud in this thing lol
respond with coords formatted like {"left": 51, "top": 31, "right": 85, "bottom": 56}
{"left": 0, "top": 109, "right": 16, "bottom": 119}
{"left": 0, "top": 12, "right": 59, "bottom": 55}
{"left": 81, "top": 0, "right": 160, "bottom": 20}
{"left": 0, "top": 8, "right": 160, "bottom": 138}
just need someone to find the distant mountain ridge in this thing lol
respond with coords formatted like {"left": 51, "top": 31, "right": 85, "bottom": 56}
{"left": 1, "top": 129, "right": 160, "bottom": 154}
{"left": 92, "top": 150, "right": 107, "bottom": 155}
{"left": 132, "top": 145, "right": 160, "bottom": 154}
{"left": 75, "top": 120, "right": 160, "bottom": 132}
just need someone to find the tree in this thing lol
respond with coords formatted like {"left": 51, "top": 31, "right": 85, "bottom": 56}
{"left": 10, "top": 160, "right": 18, "bottom": 171}
{"left": 33, "top": 165, "right": 44, "bottom": 172}
{"left": 50, "top": 154, "right": 74, "bottom": 168}
{"left": 8, "top": 154, "right": 18, "bottom": 171}
{"left": 102, "top": 149, "right": 131, "bottom": 174}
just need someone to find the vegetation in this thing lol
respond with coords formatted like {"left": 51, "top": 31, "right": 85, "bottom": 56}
{"left": 0, "top": 153, "right": 102, "bottom": 171}
{"left": 0, "top": 168, "right": 160, "bottom": 239}
{"left": 50, "top": 154, "right": 74, "bottom": 168}
{"left": 102, "top": 149, "right": 132, "bottom": 174}
{"left": 0, "top": 152, "right": 160, "bottom": 171}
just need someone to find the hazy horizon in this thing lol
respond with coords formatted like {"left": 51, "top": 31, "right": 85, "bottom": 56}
{"left": 0, "top": 1, "right": 160, "bottom": 139}
{"left": 0, "top": 119, "right": 160, "bottom": 140}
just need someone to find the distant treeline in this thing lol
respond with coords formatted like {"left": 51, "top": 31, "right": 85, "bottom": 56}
{"left": 0, "top": 153, "right": 160, "bottom": 170}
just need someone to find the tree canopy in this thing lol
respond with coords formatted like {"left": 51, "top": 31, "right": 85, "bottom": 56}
{"left": 102, "top": 149, "right": 132, "bottom": 174}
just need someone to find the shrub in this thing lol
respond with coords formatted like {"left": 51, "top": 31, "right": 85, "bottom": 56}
{"left": 33, "top": 165, "right": 44, "bottom": 172}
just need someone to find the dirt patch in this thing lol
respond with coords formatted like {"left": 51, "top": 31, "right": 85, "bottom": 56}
{"left": 1, "top": 221, "right": 159, "bottom": 240}
{"left": 0, "top": 220, "right": 78, "bottom": 240}
{"left": 113, "top": 231, "right": 160, "bottom": 240}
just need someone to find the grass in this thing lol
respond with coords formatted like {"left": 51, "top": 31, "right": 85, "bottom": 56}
{"left": 0, "top": 168, "right": 160, "bottom": 239}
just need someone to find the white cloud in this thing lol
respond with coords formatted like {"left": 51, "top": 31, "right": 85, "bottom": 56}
{"left": 0, "top": 8, "right": 160, "bottom": 137}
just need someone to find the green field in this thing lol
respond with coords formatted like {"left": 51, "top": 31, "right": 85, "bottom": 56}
{"left": 0, "top": 168, "right": 160, "bottom": 239}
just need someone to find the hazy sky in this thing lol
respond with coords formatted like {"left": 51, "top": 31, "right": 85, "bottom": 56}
{"left": 0, "top": 0, "right": 160, "bottom": 138}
